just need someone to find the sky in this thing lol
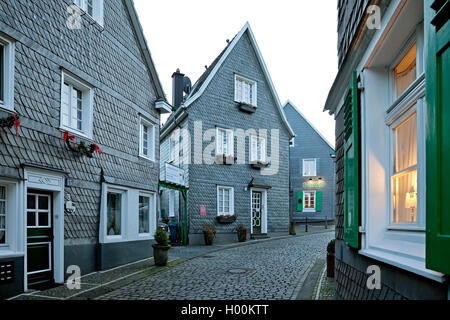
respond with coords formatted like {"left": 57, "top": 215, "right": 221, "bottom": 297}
{"left": 134, "top": 0, "right": 338, "bottom": 146}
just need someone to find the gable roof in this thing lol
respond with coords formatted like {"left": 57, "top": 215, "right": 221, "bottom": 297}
{"left": 284, "top": 100, "right": 335, "bottom": 150}
{"left": 124, "top": 0, "right": 167, "bottom": 101}
{"left": 182, "top": 22, "right": 295, "bottom": 137}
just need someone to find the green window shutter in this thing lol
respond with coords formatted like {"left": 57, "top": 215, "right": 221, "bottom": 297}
{"left": 316, "top": 191, "right": 322, "bottom": 212}
{"left": 343, "top": 71, "right": 360, "bottom": 249}
{"left": 297, "top": 191, "right": 303, "bottom": 212}
{"left": 425, "top": 0, "right": 450, "bottom": 275}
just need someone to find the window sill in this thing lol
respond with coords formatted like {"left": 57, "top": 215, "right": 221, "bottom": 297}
{"left": 0, "top": 104, "right": 15, "bottom": 114}
{"left": 0, "top": 249, "right": 24, "bottom": 258}
{"left": 237, "top": 102, "right": 257, "bottom": 113}
{"left": 360, "top": 244, "right": 446, "bottom": 283}
{"left": 138, "top": 154, "right": 155, "bottom": 163}
{"left": 59, "top": 127, "right": 93, "bottom": 142}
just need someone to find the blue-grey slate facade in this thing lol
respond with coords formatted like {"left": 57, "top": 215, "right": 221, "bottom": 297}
{"left": 283, "top": 102, "right": 335, "bottom": 223}
{"left": 0, "top": 0, "right": 166, "bottom": 298}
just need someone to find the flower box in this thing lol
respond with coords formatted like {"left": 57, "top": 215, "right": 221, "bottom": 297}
{"left": 250, "top": 161, "right": 270, "bottom": 169}
{"left": 238, "top": 102, "right": 257, "bottom": 113}
{"left": 216, "top": 214, "right": 237, "bottom": 224}
{"left": 215, "top": 154, "right": 236, "bottom": 165}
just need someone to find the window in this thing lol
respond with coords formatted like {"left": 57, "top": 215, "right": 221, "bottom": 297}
{"left": 106, "top": 192, "right": 122, "bottom": 237}
{"left": 289, "top": 138, "right": 295, "bottom": 147}
{"left": 0, "top": 186, "right": 6, "bottom": 245}
{"left": 0, "top": 35, "right": 14, "bottom": 111}
{"left": 168, "top": 190, "right": 175, "bottom": 218}
{"left": 139, "top": 118, "right": 155, "bottom": 161}
{"left": 304, "top": 191, "right": 316, "bottom": 212}
{"left": 235, "top": 75, "right": 257, "bottom": 107}
{"left": 217, "top": 186, "right": 234, "bottom": 216}
{"left": 73, "top": 0, "right": 104, "bottom": 26}
{"left": 139, "top": 195, "right": 150, "bottom": 234}
{"left": 391, "top": 111, "right": 418, "bottom": 225}
{"left": 216, "top": 128, "right": 234, "bottom": 156}
{"left": 26, "top": 194, "right": 51, "bottom": 228}
{"left": 250, "top": 135, "right": 266, "bottom": 162}
{"left": 60, "top": 72, "right": 94, "bottom": 138}
{"left": 303, "top": 159, "right": 317, "bottom": 177}
{"left": 393, "top": 43, "right": 417, "bottom": 98}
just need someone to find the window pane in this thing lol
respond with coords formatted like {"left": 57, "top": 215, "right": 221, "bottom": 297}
{"left": 0, "top": 230, "right": 5, "bottom": 244}
{"left": 143, "top": 125, "right": 148, "bottom": 156}
{"left": 38, "top": 212, "right": 49, "bottom": 227}
{"left": 394, "top": 43, "right": 416, "bottom": 98}
{"left": 27, "top": 212, "right": 36, "bottom": 227}
{"left": 139, "top": 196, "right": 150, "bottom": 234}
{"left": 0, "top": 201, "right": 5, "bottom": 216}
{"left": 87, "top": 0, "right": 94, "bottom": 16}
{"left": 38, "top": 196, "right": 49, "bottom": 210}
{"left": 76, "top": 88, "right": 83, "bottom": 131}
{"left": 62, "top": 83, "right": 71, "bottom": 127}
{"left": 27, "top": 195, "right": 36, "bottom": 210}
{"left": 0, "top": 43, "right": 4, "bottom": 102}
{"left": 107, "top": 193, "right": 122, "bottom": 236}
{"left": 0, "top": 186, "right": 5, "bottom": 200}
{"left": 393, "top": 169, "right": 417, "bottom": 223}
{"left": 395, "top": 112, "right": 417, "bottom": 172}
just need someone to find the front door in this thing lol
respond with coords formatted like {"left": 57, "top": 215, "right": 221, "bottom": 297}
{"left": 26, "top": 191, "right": 54, "bottom": 289}
{"left": 252, "top": 191, "right": 263, "bottom": 234}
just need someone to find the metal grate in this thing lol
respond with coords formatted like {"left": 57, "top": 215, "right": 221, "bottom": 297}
{"left": 0, "top": 261, "right": 14, "bottom": 283}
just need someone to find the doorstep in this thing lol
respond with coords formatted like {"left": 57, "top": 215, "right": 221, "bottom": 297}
{"left": 9, "top": 257, "right": 184, "bottom": 300}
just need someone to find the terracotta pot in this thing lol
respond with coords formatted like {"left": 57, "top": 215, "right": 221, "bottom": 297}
{"left": 327, "top": 252, "right": 335, "bottom": 278}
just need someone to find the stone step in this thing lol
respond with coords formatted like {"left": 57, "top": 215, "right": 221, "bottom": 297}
{"left": 250, "top": 233, "right": 270, "bottom": 240}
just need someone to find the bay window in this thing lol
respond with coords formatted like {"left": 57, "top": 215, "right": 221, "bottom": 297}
{"left": 61, "top": 72, "right": 94, "bottom": 138}
{"left": 217, "top": 186, "right": 234, "bottom": 216}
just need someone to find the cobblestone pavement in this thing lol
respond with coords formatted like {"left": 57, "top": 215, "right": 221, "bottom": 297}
{"left": 98, "top": 232, "right": 334, "bottom": 300}
{"left": 312, "top": 265, "right": 336, "bottom": 300}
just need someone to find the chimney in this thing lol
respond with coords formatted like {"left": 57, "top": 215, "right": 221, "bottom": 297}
{"left": 172, "top": 68, "right": 185, "bottom": 109}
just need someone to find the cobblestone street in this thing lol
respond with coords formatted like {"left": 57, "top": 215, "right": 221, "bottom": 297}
{"left": 98, "top": 232, "right": 334, "bottom": 300}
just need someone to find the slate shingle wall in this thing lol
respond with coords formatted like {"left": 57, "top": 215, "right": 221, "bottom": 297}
{"left": 0, "top": 0, "right": 160, "bottom": 242}
{"left": 185, "top": 32, "right": 291, "bottom": 235}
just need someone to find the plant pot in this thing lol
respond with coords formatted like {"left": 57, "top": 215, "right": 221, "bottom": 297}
{"left": 237, "top": 229, "right": 247, "bottom": 242}
{"left": 327, "top": 252, "right": 335, "bottom": 278}
{"left": 203, "top": 232, "right": 215, "bottom": 245}
{"left": 152, "top": 243, "right": 171, "bottom": 266}
{"left": 289, "top": 222, "right": 296, "bottom": 235}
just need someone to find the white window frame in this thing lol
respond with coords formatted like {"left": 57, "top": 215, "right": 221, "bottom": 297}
{"left": 138, "top": 192, "right": 155, "bottom": 237}
{"left": 73, "top": 0, "right": 104, "bottom": 27}
{"left": 216, "top": 127, "right": 234, "bottom": 157}
{"left": 60, "top": 71, "right": 94, "bottom": 139}
{"left": 105, "top": 188, "right": 126, "bottom": 241}
{"left": 250, "top": 135, "right": 266, "bottom": 162}
{"left": 234, "top": 74, "right": 257, "bottom": 107}
{"left": 0, "top": 34, "right": 14, "bottom": 112}
{"left": 139, "top": 117, "right": 156, "bottom": 162}
{"left": 302, "top": 159, "right": 317, "bottom": 177}
{"left": 303, "top": 191, "right": 316, "bottom": 213}
{"left": 0, "top": 180, "right": 22, "bottom": 257}
{"left": 217, "top": 186, "right": 234, "bottom": 216}
{"left": 168, "top": 190, "right": 175, "bottom": 218}
{"left": 0, "top": 185, "right": 7, "bottom": 247}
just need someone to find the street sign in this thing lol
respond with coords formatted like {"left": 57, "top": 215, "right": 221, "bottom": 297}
{"left": 165, "top": 163, "right": 186, "bottom": 186}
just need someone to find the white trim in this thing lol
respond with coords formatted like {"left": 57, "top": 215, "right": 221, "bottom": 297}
{"left": 303, "top": 191, "right": 316, "bottom": 213}
{"left": 139, "top": 116, "right": 156, "bottom": 162}
{"left": 217, "top": 186, "right": 234, "bottom": 216}
{"left": 250, "top": 188, "right": 267, "bottom": 234}
{"left": 182, "top": 22, "right": 295, "bottom": 138}
{"left": 26, "top": 242, "right": 52, "bottom": 276}
{"left": 0, "top": 34, "right": 15, "bottom": 112}
{"left": 250, "top": 135, "right": 266, "bottom": 162}
{"left": 138, "top": 191, "right": 156, "bottom": 237}
{"left": 155, "top": 100, "right": 172, "bottom": 114}
{"left": 302, "top": 158, "right": 317, "bottom": 177}
{"left": 60, "top": 71, "right": 94, "bottom": 139}
{"left": 216, "top": 127, "right": 234, "bottom": 157}
{"left": 73, "top": 0, "right": 104, "bottom": 27}
{"left": 234, "top": 74, "right": 257, "bottom": 107}
{"left": 104, "top": 187, "right": 126, "bottom": 241}
{"left": 168, "top": 190, "right": 175, "bottom": 218}
{"left": 284, "top": 100, "right": 335, "bottom": 150}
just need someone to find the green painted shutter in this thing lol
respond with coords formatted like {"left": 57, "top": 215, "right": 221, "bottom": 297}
{"left": 316, "top": 191, "right": 322, "bottom": 212}
{"left": 297, "top": 191, "right": 303, "bottom": 212}
{"left": 343, "top": 71, "right": 360, "bottom": 249}
{"left": 425, "top": 0, "right": 450, "bottom": 275}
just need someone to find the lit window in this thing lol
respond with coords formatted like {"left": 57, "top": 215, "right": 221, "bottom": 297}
{"left": 304, "top": 191, "right": 316, "bottom": 211}
{"left": 391, "top": 112, "right": 418, "bottom": 224}
{"left": 235, "top": 75, "right": 257, "bottom": 107}
{"left": 217, "top": 186, "right": 234, "bottom": 216}
{"left": 139, "top": 196, "right": 150, "bottom": 234}
{"left": 61, "top": 72, "right": 93, "bottom": 138}
{"left": 106, "top": 192, "right": 122, "bottom": 236}
{"left": 0, "top": 186, "right": 6, "bottom": 245}
{"left": 303, "top": 159, "right": 317, "bottom": 177}
{"left": 0, "top": 35, "right": 14, "bottom": 111}
{"left": 216, "top": 128, "right": 234, "bottom": 156}
{"left": 139, "top": 118, "right": 155, "bottom": 161}
{"left": 393, "top": 43, "right": 417, "bottom": 98}
{"left": 250, "top": 135, "right": 266, "bottom": 162}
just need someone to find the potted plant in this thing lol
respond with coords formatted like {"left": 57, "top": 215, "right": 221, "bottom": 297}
{"left": 236, "top": 224, "right": 247, "bottom": 242}
{"left": 152, "top": 229, "right": 170, "bottom": 266}
{"left": 203, "top": 225, "right": 216, "bottom": 245}
{"left": 289, "top": 221, "right": 297, "bottom": 235}
{"left": 216, "top": 214, "right": 237, "bottom": 224}
{"left": 327, "top": 239, "right": 335, "bottom": 278}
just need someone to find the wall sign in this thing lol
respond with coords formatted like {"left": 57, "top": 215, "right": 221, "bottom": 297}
{"left": 303, "top": 181, "right": 326, "bottom": 189}
{"left": 165, "top": 163, "right": 186, "bottom": 186}
{"left": 200, "top": 205, "right": 206, "bottom": 217}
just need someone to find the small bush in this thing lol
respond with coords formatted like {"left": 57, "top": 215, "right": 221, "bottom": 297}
{"left": 154, "top": 229, "right": 169, "bottom": 245}
{"left": 327, "top": 239, "right": 335, "bottom": 254}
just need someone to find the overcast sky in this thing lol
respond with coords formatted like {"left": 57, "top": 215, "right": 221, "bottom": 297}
{"left": 134, "top": 0, "right": 338, "bottom": 146}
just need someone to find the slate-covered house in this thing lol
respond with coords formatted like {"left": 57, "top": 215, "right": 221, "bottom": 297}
{"left": 283, "top": 101, "right": 335, "bottom": 224}
{"left": 160, "top": 23, "right": 295, "bottom": 244}
{"left": 325, "top": 0, "right": 449, "bottom": 299}
{"left": 0, "top": 0, "right": 170, "bottom": 298}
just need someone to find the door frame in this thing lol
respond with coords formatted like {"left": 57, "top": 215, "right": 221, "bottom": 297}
{"left": 23, "top": 168, "right": 65, "bottom": 291}
{"left": 250, "top": 188, "right": 267, "bottom": 234}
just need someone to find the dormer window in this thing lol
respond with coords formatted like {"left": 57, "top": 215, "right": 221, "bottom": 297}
{"left": 235, "top": 75, "right": 257, "bottom": 107}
